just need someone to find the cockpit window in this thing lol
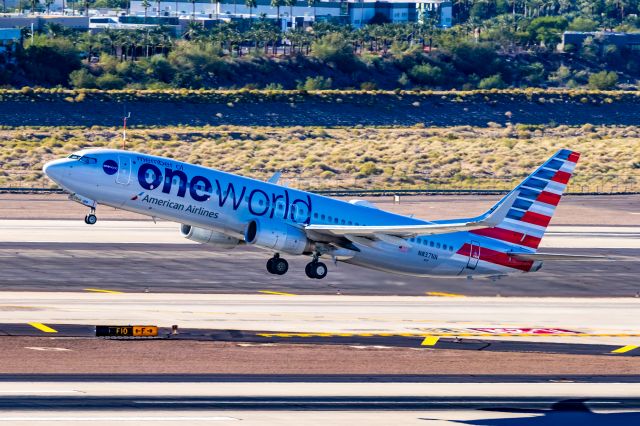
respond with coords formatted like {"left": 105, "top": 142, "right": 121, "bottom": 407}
{"left": 79, "top": 156, "right": 97, "bottom": 164}
{"left": 68, "top": 154, "right": 81, "bottom": 160}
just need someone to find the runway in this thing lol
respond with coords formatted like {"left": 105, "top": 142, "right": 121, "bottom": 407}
{"left": 0, "top": 220, "right": 638, "bottom": 296}
{"left": 0, "top": 380, "right": 638, "bottom": 425}
{"left": 0, "top": 292, "right": 638, "bottom": 346}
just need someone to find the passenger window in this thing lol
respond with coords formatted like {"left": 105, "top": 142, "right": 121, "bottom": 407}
{"left": 314, "top": 213, "right": 318, "bottom": 218}
{"left": 410, "top": 238, "right": 415, "bottom": 242}
{"left": 355, "top": 223, "right": 359, "bottom": 226}
{"left": 417, "top": 238, "right": 422, "bottom": 244}
{"left": 436, "top": 243, "right": 441, "bottom": 249}
{"left": 430, "top": 241, "right": 434, "bottom": 247}
{"left": 449, "top": 246, "right": 454, "bottom": 252}
{"left": 328, "top": 216, "right": 332, "bottom": 222}
{"left": 341, "top": 219, "right": 345, "bottom": 224}
{"left": 348, "top": 221, "right": 352, "bottom": 225}
{"left": 334, "top": 218, "right": 339, "bottom": 224}
{"left": 321, "top": 214, "right": 325, "bottom": 220}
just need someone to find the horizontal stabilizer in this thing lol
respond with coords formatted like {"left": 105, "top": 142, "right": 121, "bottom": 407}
{"left": 510, "top": 252, "right": 612, "bottom": 262}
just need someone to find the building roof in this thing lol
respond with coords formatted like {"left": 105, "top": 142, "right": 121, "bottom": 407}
{"left": 0, "top": 28, "right": 21, "bottom": 41}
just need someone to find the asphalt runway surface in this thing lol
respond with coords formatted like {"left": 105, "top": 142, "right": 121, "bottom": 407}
{"left": 0, "top": 242, "right": 636, "bottom": 296}
{"left": 0, "top": 380, "right": 638, "bottom": 425}
{"left": 1, "top": 322, "right": 637, "bottom": 357}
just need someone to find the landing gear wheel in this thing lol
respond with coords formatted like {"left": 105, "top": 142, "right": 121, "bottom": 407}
{"left": 85, "top": 214, "right": 97, "bottom": 225}
{"left": 267, "top": 258, "right": 275, "bottom": 274}
{"left": 267, "top": 256, "right": 288, "bottom": 275}
{"left": 305, "top": 261, "right": 327, "bottom": 279}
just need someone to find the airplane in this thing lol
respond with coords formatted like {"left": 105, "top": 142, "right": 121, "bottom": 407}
{"left": 43, "top": 148, "right": 593, "bottom": 280}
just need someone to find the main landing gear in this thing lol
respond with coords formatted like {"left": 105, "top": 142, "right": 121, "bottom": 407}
{"left": 267, "top": 253, "right": 289, "bottom": 275}
{"left": 84, "top": 208, "right": 97, "bottom": 225}
{"left": 265, "top": 252, "right": 328, "bottom": 279}
{"left": 305, "top": 253, "right": 327, "bottom": 280}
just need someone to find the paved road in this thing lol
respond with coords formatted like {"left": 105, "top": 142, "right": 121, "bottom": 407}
{"left": 0, "top": 242, "right": 636, "bottom": 296}
{"left": 0, "top": 381, "right": 638, "bottom": 425}
{"left": 1, "top": 323, "right": 636, "bottom": 357}
{"left": 0, "top": 292, "right": 637, "bottom": 346}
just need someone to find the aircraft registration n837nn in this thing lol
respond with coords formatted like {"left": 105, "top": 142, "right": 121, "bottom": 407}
{"left": 43, "top": 148, "right": 594, "bottom": 280}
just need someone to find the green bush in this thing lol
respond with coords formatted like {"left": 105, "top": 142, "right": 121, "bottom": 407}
{"left": 298, "top": 76, "right": 332, "bottom": 90}
{"left": 96, "top": 73, "right": 126, "bottom": 90}
{"left": 311, "top": 33, "right": 359, "bottom": 72}
{"left": 588, "top": 71, "right": 618, "bottom": 90}
{"left": 68, "top": 69, "right": 97, "bottom": 89}
{"left": 478, "top": 74, "right": 506, "bottom": 89}
{"left": 408, "top": 64, "right": 444, "bottom": 86}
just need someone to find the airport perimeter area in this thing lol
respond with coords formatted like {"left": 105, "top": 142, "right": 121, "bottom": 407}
{"left": 0, "top": 193, "right": 638, "bottom": 424}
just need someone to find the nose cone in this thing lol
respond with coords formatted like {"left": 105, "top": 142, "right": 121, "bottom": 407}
{"left": 43, "top": 159, "right": 69, "bottom": 186}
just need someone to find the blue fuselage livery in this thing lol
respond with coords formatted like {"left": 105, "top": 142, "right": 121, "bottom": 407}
{"left": 43, "top": 148, "right": 581, "bottom": 280}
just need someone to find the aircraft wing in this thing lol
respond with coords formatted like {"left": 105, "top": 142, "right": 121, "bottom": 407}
{"left": 305, "top": 191, "right": 519, "bottom": 240}
{"left": 510, "top": 253, "right": 612, "bottom": 261}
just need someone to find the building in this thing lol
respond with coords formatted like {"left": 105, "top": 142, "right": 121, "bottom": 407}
{"left": 563, "top": 31, "right": 640, "bottom": 50}
{"left": 128, "top": 0, "right": 452, "bottom": 28}
{"left": 0, "top": 28, "right": 20, "bottom": 64}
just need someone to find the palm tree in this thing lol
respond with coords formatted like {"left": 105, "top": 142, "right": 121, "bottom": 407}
{"left": 44, "top": 0, "right": 53, "bottom": 13}
{"left": 307, "top": 0, "right": 316, "bottom": 21}
{"left": 156, "top": 0, "right": 161, "bottom": 16}
{"left": 83, "top": 0, "right": 89, "bottom": 17}
{"left": 30, "top": 0, "right": 39, "bottom": 14}
{"left": 189, "top": 0, "right": 196, "bottom": 19}
{"left": 284, "top": 0, "right": 295, "bottom": 30}
{"left": 142, "top": 0, "right": 150, "bottom": 19}
{"left": 271, "top": 0, "right": 283, "bottom": 26}
{"left": 245, "top": 0, "right": 257, "bottom": 21}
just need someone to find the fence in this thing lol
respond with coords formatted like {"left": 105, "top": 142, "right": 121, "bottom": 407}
{"left": 1, "top": 171, "right": 639, "bottom": 195}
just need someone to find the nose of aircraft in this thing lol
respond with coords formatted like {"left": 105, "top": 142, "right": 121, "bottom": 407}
{"left": 42, "top": 159, "right": 69, "bottom": 185}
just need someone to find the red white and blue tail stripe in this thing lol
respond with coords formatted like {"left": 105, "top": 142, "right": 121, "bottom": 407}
{"left": 458, "top": 149, "right": 580, "bottom": 271}
{"left": 470, "top": 149, "right": 579, "bottom": 251}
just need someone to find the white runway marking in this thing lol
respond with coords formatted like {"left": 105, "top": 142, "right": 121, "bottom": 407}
{"left": 0, "top": 417, "right": 239, "bottom": 422}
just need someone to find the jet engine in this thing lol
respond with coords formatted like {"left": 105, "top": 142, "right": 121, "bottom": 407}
{"left": 180, "top": 224, "right": 239, "bottom": 249}
{"left": 244, "top": 219, "right": 312, "bottom": 255}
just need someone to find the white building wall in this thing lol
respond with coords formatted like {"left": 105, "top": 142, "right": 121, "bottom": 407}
{"left": 130, "top": 1, "right": 343, "bottom": 19}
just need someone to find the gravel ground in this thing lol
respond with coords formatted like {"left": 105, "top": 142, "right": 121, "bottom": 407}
{"left": 2, "top": 337, "right": 639, "bottom": 375}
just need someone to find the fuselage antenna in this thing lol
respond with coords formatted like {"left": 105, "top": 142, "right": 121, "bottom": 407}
{"left": 122, "top": 108, "right": 131, "bottom": 150}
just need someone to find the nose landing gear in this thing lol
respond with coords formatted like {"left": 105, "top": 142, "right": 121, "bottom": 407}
{"left": 267, "top": 253, "right": 288, "bottom": 275}
{"left": 84, "top": 208, "right": 97, "bottom": 225}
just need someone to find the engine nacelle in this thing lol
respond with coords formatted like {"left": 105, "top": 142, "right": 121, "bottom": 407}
{"left": 244, "top": 219, "right": 311, "bottom": 255}
{"left": 180, "top": 224, "right": 239, "bottom": 249}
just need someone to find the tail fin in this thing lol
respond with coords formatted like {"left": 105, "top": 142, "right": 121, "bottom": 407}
{"left": 470, "top": 149, "right": 580, "bottom": 251}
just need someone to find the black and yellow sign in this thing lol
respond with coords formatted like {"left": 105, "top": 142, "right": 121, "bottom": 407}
{"left": 95, "top": 325, "right": 158, "bottom": 338}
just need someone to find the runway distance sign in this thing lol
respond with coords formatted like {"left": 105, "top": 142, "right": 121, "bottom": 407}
{"left": 95, "top": 325, "right": 158, "bottom": 338}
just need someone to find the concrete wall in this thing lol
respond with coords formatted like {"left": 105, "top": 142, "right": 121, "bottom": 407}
{"left": 0, "top": 16, "right": 89, "bottom": 29}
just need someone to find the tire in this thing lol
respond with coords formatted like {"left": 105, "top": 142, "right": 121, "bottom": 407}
{"left": 305, "top": 262, "right": 316, "bottom": 279}
{"left": 83, "top": 215, "right": 89, "bottom": 224}
{"left": 273, "top": 258, "right": 288, "bottom": 275}
{"left": 86, "top": 214, "right": 97, "bottom": 225}
{"left": 266, "top": 258, "right": 275, "bottom": 274}
{"left": 313, "top": 262, "right": 327, "bottom": 279}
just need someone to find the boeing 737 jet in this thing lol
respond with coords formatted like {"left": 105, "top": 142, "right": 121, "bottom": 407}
{"left": 43, "top": 148, "right": 589, "bottom": 280}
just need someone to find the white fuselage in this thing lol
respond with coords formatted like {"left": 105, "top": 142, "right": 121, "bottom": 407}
{"left": 43, "top": 149, "right": 527, "bottom": 278}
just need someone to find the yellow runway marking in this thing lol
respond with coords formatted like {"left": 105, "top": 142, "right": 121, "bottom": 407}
{"left": 611, "top": 345, "right": 639, "bottom": 354}
{"left": 256, "top": 332, "right": 640, "bottom": 338}
{"left": 258, "top": 290, "right": 296, "bottom": 296}
{"left": 28, "top": 322, "right": 57, "bottom": 333}
{"left": 84, "top": 288, "right": 123, "bottom": 294}
{"left": 426, "top": 292, "right": 466, "bottom": 298}
{"left": 421, "top": 336, "right": 440, "bottom": 346}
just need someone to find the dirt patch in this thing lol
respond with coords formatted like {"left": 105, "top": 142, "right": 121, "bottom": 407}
{"left": 1, "top": 337, "right": 638, "bottom": 375}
